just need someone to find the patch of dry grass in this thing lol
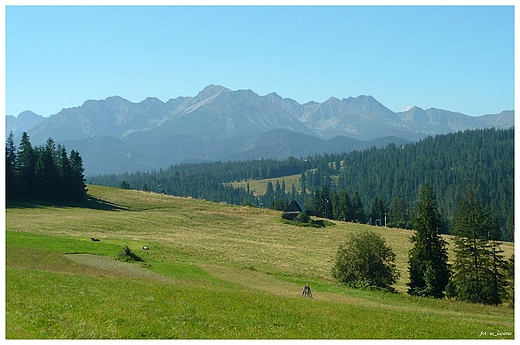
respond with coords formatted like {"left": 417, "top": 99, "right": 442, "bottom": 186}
{"left": 228, "top": 174, "right": 302, "bottom": 196}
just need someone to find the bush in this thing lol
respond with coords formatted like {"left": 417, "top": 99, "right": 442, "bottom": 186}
{"left": 295, "top": 212, "right": 310, "bottom": 223}
{"left": 332, "top": 231, "right": 399, "bottom": 289}
{"left": 117, "top": 245, "right": 143, "bottom": 262}
{"left": 281, "top": 211, "right": 309, "bottom": 223}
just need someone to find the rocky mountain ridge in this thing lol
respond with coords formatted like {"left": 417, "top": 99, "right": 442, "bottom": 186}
{"left": 6, "top": 85, "right": 514, "bottom": 175}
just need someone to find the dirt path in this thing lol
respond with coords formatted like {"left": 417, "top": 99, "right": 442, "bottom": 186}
{"left": 65, "top": 254, "right": 172, "bottom": 282}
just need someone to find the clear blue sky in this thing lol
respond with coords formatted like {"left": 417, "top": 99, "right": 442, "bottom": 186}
{"left": 5, "top": 5, "right": 514, "bottom": 117}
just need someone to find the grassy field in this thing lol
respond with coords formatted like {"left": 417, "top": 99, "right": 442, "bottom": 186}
{"left": 228, "top": 174, "right": 302, "bottom": 196}
{"left": 5, "top": 185, "right": 515, "bottom": 339}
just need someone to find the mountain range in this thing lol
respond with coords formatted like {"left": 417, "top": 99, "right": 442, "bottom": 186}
{"left": 6, "top": 85, "right": 514, "bottom": 175}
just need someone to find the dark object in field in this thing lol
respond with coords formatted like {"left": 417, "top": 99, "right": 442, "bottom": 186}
{"left": 302, "top": 284, "right": 313, "bottom": 298}
{"left": 142, "top": 246, "right": 149, "bottom": 250}
{"left": 91, "top": 237, "right": 100, "bottom": 241}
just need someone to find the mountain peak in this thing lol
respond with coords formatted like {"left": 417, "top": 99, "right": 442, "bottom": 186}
{"left": 324, "top": 96, "right": 342, "bottom": 103}
{"left": 197, "top": 84, "right": 230, "bottom": 97}
{"left": 17, "top": 110, "right": 42, "bottom": 119}
{"left": 266, "top": 92, "right": 280, "bottom": 97}
{"left": 399, "top": 105, "right": 429, "bottom": 123}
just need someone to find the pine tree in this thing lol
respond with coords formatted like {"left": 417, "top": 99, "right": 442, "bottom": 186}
{"left": 69, "top": 149, "right": 87, "bottom": 201}
{"left": 263, "top": 181, "right": 275, "bottom": 208}
{"left": 450, "top": 188, "right": 509, "bottom": 305}
{"left": 338, "top": 190, "right": 352, "bottom": 222}
{"left": 17, "top": 132, "right": 36, "bottom": 198}
{"left": 314, "top": 185, "right": 332, "bottom": 219}
{"left": 388, "top": 196, "right": 411, "bottom": 229}
{"left": 57, "top": 145, "right": 72, "bottom": 200}
{"left": 331, "top": 191, "right": 342, "bottom": 220}
{"left": 34, "top": 138, "right": 62, "bottom": 200}
{"left": 6, "top": 132, "right": 19, "bottom": 200}
{"left": 369, "top": 196, "right": 387, "bottom": 226}
{"left": 407, "top": 183, "right": 451, "bottom": 298}
{"left": 351, "top": 192, "right": 366, "bottom": 224}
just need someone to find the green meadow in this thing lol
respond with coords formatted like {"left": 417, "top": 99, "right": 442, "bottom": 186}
{"left": 229, "top": 173, "right": 302, "bottom": 196}
{"left": 5, "top": 185, "right": 514, "bottom": 339}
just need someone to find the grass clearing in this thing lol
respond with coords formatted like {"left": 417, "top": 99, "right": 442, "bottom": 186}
{"left": 5, "top": 185, "right": 515, "bottom": 339}
{"left": 228, "top": 174, "right": 302, "bottom": 196}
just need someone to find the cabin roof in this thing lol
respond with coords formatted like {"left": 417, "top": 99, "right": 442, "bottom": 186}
{"left": 284, "top": 200, "right": 306, "bottom": 213}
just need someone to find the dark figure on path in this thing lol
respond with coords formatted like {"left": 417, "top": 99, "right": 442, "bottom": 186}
{"left": 302, "top": 284, "right": 313, "bottom": 298}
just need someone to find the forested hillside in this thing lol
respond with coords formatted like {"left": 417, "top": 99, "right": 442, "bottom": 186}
{"left": 89, "top": 128, "right": 513, "bottom": 240}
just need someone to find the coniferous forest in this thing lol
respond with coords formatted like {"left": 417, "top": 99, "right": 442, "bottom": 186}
{"left": 87, "top": 128, "right": 513, "bottom": 241}
{"left": 5, "top": 132, "right": 87, "bottom": 202}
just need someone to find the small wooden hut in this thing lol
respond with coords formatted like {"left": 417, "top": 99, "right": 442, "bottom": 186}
{"left": 283, "top": 200, "right": 307, "bottom": 221}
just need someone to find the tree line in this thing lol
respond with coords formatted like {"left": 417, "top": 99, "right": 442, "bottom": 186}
{"left": 302, "top": 128, "right": 513, "bottom": 240}
{"left": 333, "top": 183, "right": 514, "bottom": 306}
{"left": 6, "top": 132, "right": 87, "bottom": 202}
{"left": 89, "top": 128, "right": 513, "bottom": 241}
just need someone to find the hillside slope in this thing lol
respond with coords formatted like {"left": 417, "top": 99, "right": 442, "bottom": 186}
{"left": 6, "top": 185, "right": 514, "bottom": 290}
{"left": 5, "top": 185, "right": 514, "bottom": 339}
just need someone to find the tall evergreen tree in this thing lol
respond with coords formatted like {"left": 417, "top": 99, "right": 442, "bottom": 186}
{"left": 69, "top": 149, "right": 87, "bottom": 201}
{"left": 331, "top": 191, "right": 340, "bottom": 219}
{"left": 407, "top": 183, "right": 451, "bottom": 298}
{"left": 16, "top": 132, "right": 36, "bottom": 198}
{"left": 369, "top": 196, "right": 387, "bottom": 226}
{"left": 351, "top": 192, "right": 366, "bottom": 224}
{"left": 388, "top": 196, "right": 411, "bottom": 229}
{"left": 338, "top": 190, "right": 352, "bottom": 222}
{"left": 450, "top": 188, "right": 509, "bottom": 305}
{"left": 34, "top": 138, "right": 61, "bottom": 200}
{"left": 6, "top": 132, "right": 19, "bottom": 200}
{"left": 314, "top": 185, "right": 332, "bottom": 219}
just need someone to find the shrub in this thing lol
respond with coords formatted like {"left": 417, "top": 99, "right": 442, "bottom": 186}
{"left": 117, "top": 245, "right": 143, "bottom": 262}
{"left": 295, "top": 212, "right": 310, "bottom": 223}
{"left": 332, "top": 231, "right": 399, "bottom": 290}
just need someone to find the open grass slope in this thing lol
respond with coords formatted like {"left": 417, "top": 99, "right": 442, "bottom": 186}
{"left": 229, "top": 173, "right": 302, "bottom": 196}
{"left": 5, "top": 185, "right": 515, "bottom": 339}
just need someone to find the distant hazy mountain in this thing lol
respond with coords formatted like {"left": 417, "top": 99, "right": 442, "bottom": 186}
{"left": 6, "top": 111, "right": 46, "bottom": 140}
{"left": 5, "top": 85, "right": 513, "bottom": 175}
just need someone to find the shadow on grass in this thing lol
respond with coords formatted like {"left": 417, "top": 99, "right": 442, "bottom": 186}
{"left": 6, "top": 196, "right": 127, "bottom": 211}
{"left": 281, "top": 218, "right": 335, "bottom": 228}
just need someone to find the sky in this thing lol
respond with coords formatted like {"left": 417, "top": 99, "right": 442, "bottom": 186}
{"left": 4, "top": 3, "right": 515, "bottom": 117}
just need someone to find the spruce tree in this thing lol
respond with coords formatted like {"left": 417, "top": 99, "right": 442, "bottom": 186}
{"left": 351, "top": 192, "right": 366, "bottom": 223}
{"left": 69, "top": 149, "right": 87, "bottom": 201}
{"left": 34, "top": 139, "right": 61, "bottom": 200}
{"left": 450, "top": 188, "right": 509, "bottom": 305}
{"left": 369, "top": 196, "right": 387, "bottom": 226}
{"left": 17, "top": 132, "right": 36, "bottom": 198}
{"left": 6, "top": 132, "right": 19, "bottom": 200}
{"left": 407, "top": 183, "right": 450, "bottom": 298}
{"left": 314, "top": 185, "right": 332, "bottom": 219}
{"left": 388, "top": 196, "right": 411, "bottom": 229}
{"left": 331, "top": 190, "right": 352, "bottom": 221}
